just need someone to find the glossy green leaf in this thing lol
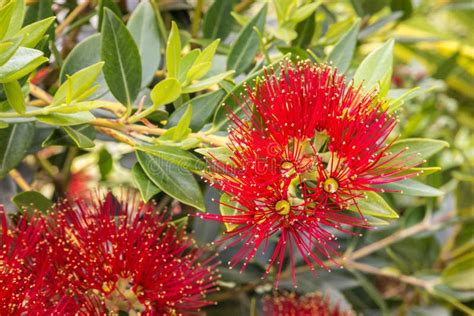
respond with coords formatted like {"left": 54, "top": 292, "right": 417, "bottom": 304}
{"left": 166, "top": 21, "right": 181, "bottom": 78}
{"left": 227, "top": 4, "right": 267, "bottom": 75}
{"left": 42, "top": 124, "right": 95, "bottom": 147}
{"left": 220, "top": 193, "right": 240, "bottom": 232}
{"left": 167, "top": 89, "right": 225, "bottom": 131}
{"left": 181, "top": 70, "right": 234, "bottom": 93}
{"left": 62, "top": 126, "right": 95, "bottom": 148}
{"left": 3, "top": 80, "right": 25, "bottom": 114}
{"left": 12, "top": 191, "right": 53, "bottom": 213}
{"left": 127, "top": 0, "right": 161, "bottom": 86}
{"left": 195, "top": 146, "right": 233, "bottom": 164}
{"left": 379, "top": 179, "right": 444, "bottom": 197}
{"left": 52, "top": 62, "right": 104, "bottom": 106}
{"left": 132, "top": 162, "right": 161, "bottom": 202}
{"left": 0, "top": 122, "right": 34, "bottom": 178}
{"left": 101, "top": 8, "right": 141, "bottom": 105}
{"left": 327, "top": 20, "right": 360, "bottom": 73}
{"left": 195, "top": 39, "right": 220, "bottom": 65}
{"left": 292, "top": 12, "right": 315, "bottom": 48}
{"left": 98, "top": 147, "right": 113, "bottom": 179}
{"left": 0, "top": 47, "right": 47, "bottom": 83}
{"left": 36, "top": 112, "right": 95, "bottom": 126}
{"left": 137, "top": 145, "right": 206, "bottom": 171}
{"left": 60, "top": 34, "right": 108, "bottom": 100}
{"left": 177, "top": 49, "right": 200, "bottom": 83}
{"left": 442, "top": 253, "right": 474, "bottom": 290}
{"left": 150, "top": 77, "right": 181, "bottom": 106}
{"left": 386, "top": 138, "right": 449, "bottom": 166}
{"left": 349, "top": 191, "right": 398, "bottom": 218}
{"left": 186, "top": 61, "right": 212, "bottom": 82}
{"left": 0, "top": 36, "right": 22, "bottom": 67}
{"left": 173, "top": 104, "right": 192, "bottom": 141}
{"left": 136, "top": 151, "right": 204, "bottom": 211}
{"left": 0, "top": 0, "right": 15, "bottom": 39}
{"left": 203, "top": 0, "right": 233, "bottom": 40}
{"left": 353, "top": 39, "right": 394, "bottom": 93}
{"left": 16, "top": 16, "right": 55, "bottom": 48}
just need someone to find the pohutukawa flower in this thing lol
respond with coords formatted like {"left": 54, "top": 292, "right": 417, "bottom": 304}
{"left": 47, "top": 192, "right": 219, "bottom": 315}
{"left": 201, "top": 60, "right": 421, "bottom": 286}
{"left": 0, "top": 208, "right": 69, "bottom": 314}
{"left": 262, "top": 292, "right": 354, "bottom": 316}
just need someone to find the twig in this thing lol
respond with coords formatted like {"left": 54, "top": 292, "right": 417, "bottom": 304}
{"left": 191, "top": 0, "right": 203, "bottom": 38}
{"left": 55, "top": 0, "right": 91, "bottom": 37}
{"left": 8, "top": 169, "right": 31, "bottom": 191}
{"left": 29, "top": 83, "right": 53, "bottom": 103}
{"left": 235, "top": 0, "right": 255, "bottom": 13}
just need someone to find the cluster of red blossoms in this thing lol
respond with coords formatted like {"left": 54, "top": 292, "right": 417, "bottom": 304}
{"left": 0, "top": 193, "right": 218, "bottom": 315}
{"left": 202, "top": 61, "right": 419, "bottom": 286}
{"left": 262, "top": 292, "right": 353, "bottom": 316}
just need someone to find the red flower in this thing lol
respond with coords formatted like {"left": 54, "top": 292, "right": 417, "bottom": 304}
{"left": 0, "top": 208, "right": 70, "bottom": 314}
{"left": 47, "top": 192, "right": 219, "bottom": 315}
{"left": 201, "top": 61, "right": 420, "bottom": 286}
{"left": 262, "top": 292, "right": 353, "bottom": 316}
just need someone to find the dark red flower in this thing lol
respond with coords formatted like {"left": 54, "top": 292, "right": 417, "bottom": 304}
{"left": 262, "top": 292, "right": 354, "bottom": 316}
{"left": 201, "top": 61, "right": 420, "bottom": 286}
{"left": 47, "top": 192, "right": 219, "bottom": 315}
{"left": 0, "top": 208, "right": 71, "bottom": 314}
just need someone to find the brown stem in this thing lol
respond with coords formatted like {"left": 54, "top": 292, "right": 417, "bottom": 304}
{"left": 55, "top": 0, "right": 91, "bottom": 37}
{"left": 8, "top": 169, "right": 31, "bottom": 191}
{"left": 29, "top": 83, "right": 53, "bottom": 103}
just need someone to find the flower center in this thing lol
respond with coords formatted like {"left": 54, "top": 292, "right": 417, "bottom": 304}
{"left": 102, "top": 277, "right": 146, "bottom": 313}
{"left": 275, "top": 200, "right": 290, "bottom": 215}
{"left": 323, "top": 178, "right": 339, "bottom": 193}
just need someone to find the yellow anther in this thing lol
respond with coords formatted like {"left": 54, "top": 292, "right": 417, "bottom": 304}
{"left": 275, "top": 200, "right": 291, "bottom": 215}
{"left": 323, "top": 178, "right": 339, "bottom": 193}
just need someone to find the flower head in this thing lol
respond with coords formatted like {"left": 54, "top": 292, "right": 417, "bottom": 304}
{"left": 47, "top": 192, "right": 219, "bottom": 315}
{"left": 0, "top": 208, "right": 70, "bottom": 314}
{"left": 262, "top": 292, "right": 353, "bottom": 316}
{"left": 201, "top": 61, "right": 421, "bottom": 286}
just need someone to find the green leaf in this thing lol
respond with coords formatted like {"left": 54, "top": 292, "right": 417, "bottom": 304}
{"left": 227, "top": 4, "right": 267, "bottom": 75}
{"left": 36, "top": 112, "right": 95, "bottom": 126}
{"left": 174, "top": 104, "right": 192, "bottom": 141}
{"left": 166, "top": 21, "right": 181, "bottom": 78}
{"left": 150, "top": 77, "right": 181, "bottom": 106}
{"left": 127, "top": 0, "right": 161, "bottom": 87}
{"left": 132, "top": 162, "right": 161, "bottom": 202}
{"left": 98, "top": 147, "right": 113, "bottom": 179}
{"left": 0, "top": 0, "right": 15, "bottom": 39}
{"left": 16, "top": 16, "right": 55, "bottom": 48}
{"left": 3, "top": 80, "right": 25, "bottom": 114}
{"left": 349, "top": 191, "right": 398, "bottom": 219}
{"left": 52, "top": 100, "right": 105, "bottom": 114}
{"left": 42, "top": 124, "right": 95, "bottom": 147}
{"left": 0, "top": 122, "right": 34, "bottom": 178}
{"left": 220, "top": 193, "right": 240, "bottom": 232}
{"left": 52, "top": 62, "right": 104, "bottom": 106}
{"left": 5, "top": 0, "right": 25, "bottom": 37}
{"left": 167, "top": 89, "right": 225, "bottom": 131}
{"left": 442, "top": 253, "right": 474, "bottom": 290}
{"left": 12, "top": 191, "right": 53, "bottom": 213}
{"left": 186, "top": 61, "right": 212, "bottom": 82}
{"left": 195, "top": 146, "right": 233, "bottom": 164}
{"left": 0, "top": 121, "right": 8, "bottom": 128}
{"left": 327, "top": 20, "right": 360, "bottom": 74}
{"left": 181, "top": 70, "right": 234, "bottom": 93}
{"left": 136, "top": 151, "right": 204, "bottom": 211}
{"left": 137, "top": 145, "right": 206, "bottom": 171}
{"left": 203, "top": 0, "right": 233, "bottom": 40}
{"left": 60, "top": 34, "right": 108, "bottom": 100}
{"left": 290, "top": 1, "right": 321, "bottom": 23}
{"left": 350, "top": 269, "right": 388, "bottom": 313}
{"left": 101, "top": 8, "right": 141, "bottom": 106}
{"left": 177, "top": 49, "right": 200, "bottom": 83}
{"left": 0, "top": 47, "right": 47, "bottom": 83}
{"left": 195, "top": 39, "right": 220, "bottom": 65}
{"left": 62, "top": 126, "right": 95, "bottom": 148}
{"left": 386, "top": 138, "right": 449, "bottom": 166}
{"left": 292, "top": 12, "right": 315, "bottom": 48}
{"left": 353, "top": 39, "right": 394, "bottom": 94}
{"left": 379, "top": 179, "right": 444, "bottom": 197}
{"left": 0, "top": 36, "right": 22, "bottom": 67}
